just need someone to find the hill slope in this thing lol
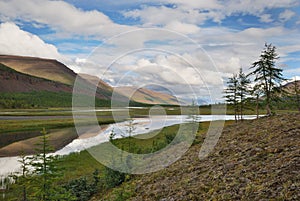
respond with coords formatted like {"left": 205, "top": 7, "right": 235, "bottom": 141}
{"left": 0, "top": 55, "right": 181, "bottom": 106}
{"left": 114, "top": 86, "right": 181, "bottom": 105}
{"left": 283, "top": 80, "right": 300, "bottom": 94}
{"left": 0, "top": 55, "right": 76, "bottom": 85}
{"left": 0, "top": 63, "right": 72, "bottom": 93}
{"left": 99, "top": 113, "right": 300, "bottom": 200}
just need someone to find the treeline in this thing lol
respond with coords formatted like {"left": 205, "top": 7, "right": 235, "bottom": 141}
{"left": 0, "top": 91, "right": 159, "bottom": 109}
{"left": 224, "top": 43, "right": 300, "bottom": 122}
{"left": 0, "top": 91, "right": 112, "bottom": 108}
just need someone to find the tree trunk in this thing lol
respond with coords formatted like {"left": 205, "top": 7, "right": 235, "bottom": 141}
{"left": 234, "top": 108, "right": 237, "bottom": 123}
{"left": 23, "top": 186, "right": 27, "bottom": 201}
{"left": 266, "top": 91, "right": 272, "bottom": 116}
{"left": 240, "top": 102, "right": 244, "bottom": 121}
{"left": 266, "top": 104, "right": 271, "bottom": 116}
{"left": 256, "top": 95, "right": 259, "bottom": 119}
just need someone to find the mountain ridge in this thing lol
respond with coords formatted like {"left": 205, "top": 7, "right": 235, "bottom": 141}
{"left": 0, "top": 55, "right": 182, "bottom": 106}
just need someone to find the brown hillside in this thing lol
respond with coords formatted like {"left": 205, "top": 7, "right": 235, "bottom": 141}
{"left": 78, "top": 73, "right": 113, "bottom": 92}
{"left": 114, "top": 86, "right": 181, "bottom": 105}
{"left": 0, "top": 55, "right": 76, "bottom": 85}
{"left": 283, "top": 80, "right": 300, "bottom": 94}
{"left": 100, "top": 113, "right": 300, "bottom": 200}
{"left": 0, "top": 63, "right": 112, "bottom": 100}
{"left": 0, "top": 55, "right": 116, "bottom": 100}
{"left": 0, "top": 63, "right": 72, "bottom": 93}
{"left": 0, "top": 55, "right": 186, "bottom": 105}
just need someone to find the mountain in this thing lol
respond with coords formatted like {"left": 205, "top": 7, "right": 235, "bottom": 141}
{"left": 0, "top": 55, "right": 76, "bottom": 85}
{"left": 114, "top": 86, "right": 182, "bottom": 105}
{"left": 78, "top": 73, "right": 113, "bottom": 92}
{"left": 0, "top": 63, "right": 72, "bottom": 93}
{"left": 0, "top": 55, "right": 182, "bottom": 107}
{"left": 282, "top": 80, "right": 300, "bottom": 94}
{"left": 0, "top": 63, "right": 117, "bottom": 108}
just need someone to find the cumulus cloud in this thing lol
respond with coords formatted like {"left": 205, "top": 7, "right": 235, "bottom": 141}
{"left": 123, "top": 0, "right": 299, "bottom": 27}
{"left": 165, "top": 21, "right": 200, "bottom": 34}
{"left": 260, "top": 14, "right": 273, "bottom": 23}
{"left": 0, "top": 22, "right": 63, "bottom": 60}
{"left": 279, "top": 9, "right": 295, "bottom": 22}
{"left": 0, "top": 0, "right": 132, "bottom": 37}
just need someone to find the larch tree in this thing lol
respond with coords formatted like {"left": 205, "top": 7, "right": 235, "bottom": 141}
{"left": 224, "top": 74, "right": 239, "bottom": 122}
{"left": 249, "top": 43, "right": 285, "bottom": 115}
{"left": 237, "top": 68, "right": 251, "bottom": 120}
{"left": 250, "top": 83, "right": 264, "bottom": 119}
{"left": 29, "top": 128, "right": 74, "bottom": 201}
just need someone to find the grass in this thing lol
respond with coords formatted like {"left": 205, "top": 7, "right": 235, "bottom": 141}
{"left": 54, "top": 120, "right": 235, "bottom": 182}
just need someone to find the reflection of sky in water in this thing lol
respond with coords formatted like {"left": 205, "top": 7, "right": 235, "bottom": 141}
{"left": 0, "top": 115, "right": 259, "bottom": 176}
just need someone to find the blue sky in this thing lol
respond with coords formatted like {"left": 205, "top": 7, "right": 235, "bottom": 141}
{"left": 0, "top": 0, "right": 300, "bottom": 103}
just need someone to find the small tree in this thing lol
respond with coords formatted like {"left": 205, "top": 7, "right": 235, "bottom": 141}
{"left": 224, "top": 74, "right": 239, "bottom": 122}
{"left": 249, "top": 43, "right": 286, "bottom": 115}
{"left": 30, "top": 128, "right": 74, "bottom": 201}
{"left": 250, "top": 83, "right": 264, "bottom": 119}
{"left": 63, "top": 169, "right": 99, "bottom": 201}
{"left": 237, "top": 68, "right": 251, "bottom": 120}
{"left": 17, "top": 154, "right": 31, "bottom": 201}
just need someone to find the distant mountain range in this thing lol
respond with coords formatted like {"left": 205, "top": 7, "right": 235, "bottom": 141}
{"left": 114, "top": 86, "right": 182, "bottom": 105}
{"left": 0, "top": 55, "right": 181, "bottom": 108}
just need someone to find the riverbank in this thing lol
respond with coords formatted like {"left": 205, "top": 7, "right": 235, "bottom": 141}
{"left": 0, "top": 114, "right": 255, "bottom": 158}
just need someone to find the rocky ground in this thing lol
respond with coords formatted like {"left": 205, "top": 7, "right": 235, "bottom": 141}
{"left": 99, "top": 113, "right": 300, "bottom": 200}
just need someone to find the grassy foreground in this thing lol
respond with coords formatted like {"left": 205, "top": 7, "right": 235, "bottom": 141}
{"left": 92, "top": 113, "right": 300, "bottom": 200}
{"left": 3, "top": 113, "right": 299, "bottom": 200}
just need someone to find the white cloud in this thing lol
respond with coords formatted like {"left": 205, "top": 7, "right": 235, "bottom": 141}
{"left": 123, "top": 0, "right": 299, "bottom": 27}
{"left": 260, "top": 14, "right": 273, "bottom": 23}
{"left": 0, "top": 0, "right": 132, "bottom": 37}
{"left": 165, "top": 21, "right": 200, "bottom": 34}
{"left": 279, "top": 9, "right": 295, "bottom": 22}
{"left": 0, "top": 22, "right": 63, "bottom": 60}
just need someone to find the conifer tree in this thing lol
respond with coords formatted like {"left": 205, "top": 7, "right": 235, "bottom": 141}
{"left": 224, "top": 74, "right": 239, "bottom": 122}
{"left": 249, "top": 43, "right": 285, "bottom": 115}
{"left": 29, "top": 128, "right": 74, "bottom": 201}
{"left": 237, "top": 68, "right": 251, "bottom": 120}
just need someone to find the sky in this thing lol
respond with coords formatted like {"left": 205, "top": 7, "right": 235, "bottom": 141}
{"left": 0, "top": 0, "right": 300, "bottom": 104}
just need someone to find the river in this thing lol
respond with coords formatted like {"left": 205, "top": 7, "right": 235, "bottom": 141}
{"left": 0, "top": 115, "right": 259, "bottom": 177}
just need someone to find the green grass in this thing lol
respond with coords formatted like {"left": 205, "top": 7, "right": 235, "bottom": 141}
{"left": 49, "top": 123, "right": 201, "bottom": 181}
{"left": 57, "top": 151, "right": 105, "bottom": 181}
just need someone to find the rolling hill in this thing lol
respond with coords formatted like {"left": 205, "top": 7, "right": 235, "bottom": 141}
{"left": 0, "top": 55, "right": 182, "bottom": 107}
{"left": 0, "top": 63, "right": 115, "bottom": 108}
{"left": 0, "top": 63, "right": 72, "bottom": 93}
{"left": 283, "top": 80, "right": 300, "bottom": 94}
{"left": 0, "top": 55, "right": 76, "bottom": 85}
{"left": 114, "top": 86, "right": 182, "bottom": 105}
